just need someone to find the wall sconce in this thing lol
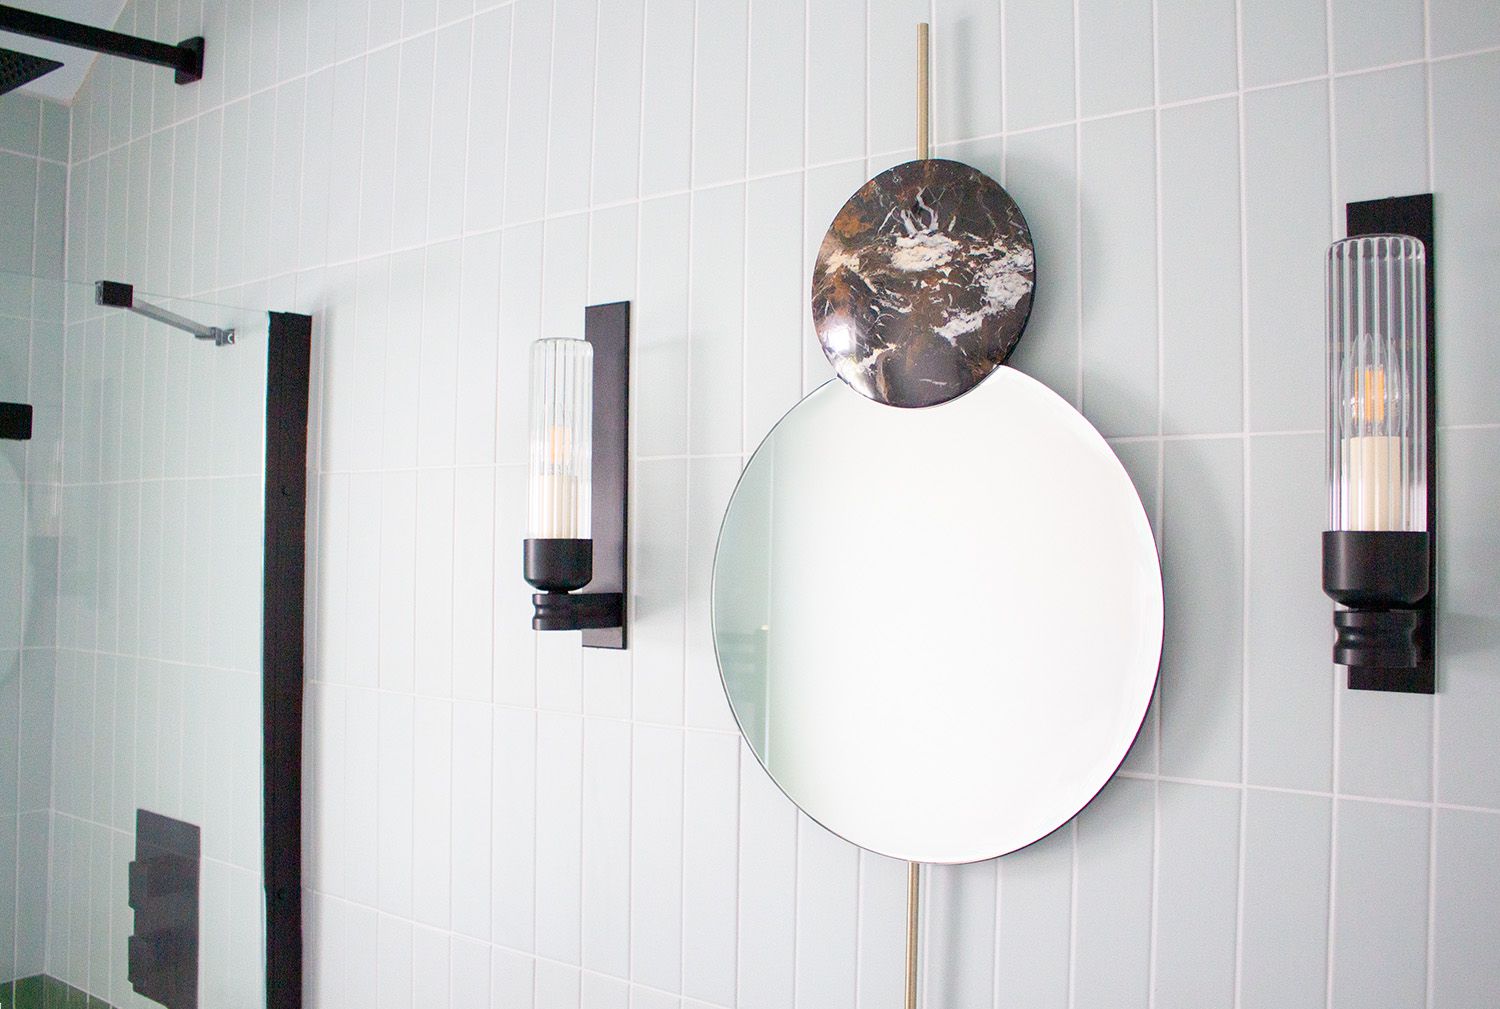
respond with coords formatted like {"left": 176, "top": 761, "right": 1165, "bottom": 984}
{"left": 1322, "top": 195, "right": 1436, "bottom": 694}
{"left": 523, "top": 302, "right": 630, "bottom": 649}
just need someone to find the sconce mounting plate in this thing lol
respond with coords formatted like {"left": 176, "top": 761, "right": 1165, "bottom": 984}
{"left": 1342, "top": 193, "right": 1436, "bottom": 694}
{"left": 582, "top": 301, "right": 629, "bottom": 649}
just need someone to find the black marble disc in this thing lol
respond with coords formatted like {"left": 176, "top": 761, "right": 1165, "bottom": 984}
{"left": 812, "top": 159, "right": 1036, "bottom": 409}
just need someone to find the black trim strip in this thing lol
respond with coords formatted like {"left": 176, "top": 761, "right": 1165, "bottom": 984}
{"left": 262, "top": 310, "right": 311, "bottom": 1008}
{"left": 0, "top": 5, "right": 203, "bottom": 83}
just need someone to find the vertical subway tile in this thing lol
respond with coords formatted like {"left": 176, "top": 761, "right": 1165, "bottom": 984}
{"left": 452, "top": 937, "right": 492, "bottom": 1009}
{"left": 428, "top": 21, "right": 473, "bottom": 242}
{"left": 744, "top": 172, "right": 806, "bottom": 447}
{"left": 417, "top": 243, "right": 462, "bottom": 466}
{"left": 997, "top": 826, "right": 1072, "bottom": 1009}
{"left": 634, "top": 194, "right": 691, "bottom": 457}
{"left": 582, "top": 717, "right": 631, "bottom": 978}
{"left": 1073, "top": 778, "right": 1154, "bottom": 1009}
{"left": 794, "top": 823, "right": 858, "bottom": 1009}
{"left": 1159, "top": 97, "right": 1242, "bottom": 436}
{"left": 326, "top": 57, "right": 366, "bottom": 266}
{"left": 456, "top": 233, "right": 502, "bottom": 465}
{"left": 377, "top": 691, "right": 416, "bottom": 918}
{"left": 1078, "top": 0, "right": 1154, "bottom": 116}
{"left": 1331, "top": 0, "right": 1424, "bottom": 72}
{"left": 687, "top": 184, "right": 746, "bottom": 456}
{"left": 376, "top": 915, "right": 414, "bottom": 1009}
{"left": 1433, "top": 809, "right": 1500, "bottom": 1007}
{"left": 1244, "top": 80, "right": 1330, "bottom": 432}
{"left": 854, "top": 851, "right": 907, "bottom": 1007}
{"left": 747, "top": 0, "right": 805, "bottom": 176}
{"left": 414, "top": 468, "right": 455, "bottom": 697}
{"left": 466, "top": 7, "right": 513, "bottom": 235}
{"left": 296, "top": 68, "right": 333, "bottom": 273}
{"left": 1435, "top": 428, "right": 1500, "bottom": 808}
{"left": 504, "top": 0, "right": 552, "bottom": 223}
{"left": 1080, "top": 111, "right": 1157, "bottom": 438}
{"left": 1156, "top": 0, "right": 1237, "bottom": 102}
{"left": 497, "top": 223, "right": 544, "bottom": 465}
{"left": 345, "top": 688, "right": 382, "bottom": 909}
{"left": 1333, "top": 65, "right": 1429, "bottom": 210}
{"left": 1004, "top": 0, "right": 1075, "bottom": 131}
{"left": 1240, "top": 790, "right": 1331, "bottom": 1009}
{"left": 359, "top": 46, "right": 401, "bottom": 259}
{"left": 1246, "top": 434, "right": 1334, "bottom": 792}
{"left": 683, "top": 457, "right": 740, "bottom": 731}
{"left": 413, "top": 926, "right": 453, "bottom": 1009}
{"left": 1338, "top": 687, "right": 1433, "bottom": 802}
{"left": 451, "top": 700, "right": 494, "bottom": 941}
{"left": 681, "top": 730, "right": 740, "bottom": 1005}
{"left": 540, "top": 707, "right": 585, "bottom": 959}
{"left": 492, "top": 466, "right": 537, "bottom": 707}
{"left": 806, "top": 0, "right": 866, "bottom": 165}
{"left": 1154, "top": 783, "right": 1240, "bottom": 1008}
{"left": 868, "top": 0, "right": 931, "bottom": 157}
{"left": 631, "top": 458, "right": 687, "bottom": 726}
{"left": 1432, "top": 53, "right": 1500, "bottom": 427}
{"left": 1331, "top": 800, "right": 1430, "bottom": 1009}
{"left": 413, "top": 697, "right": 454, "bottom": 928}
{"left": 1241, "top": 0, "right": 1327, "bottom": 87}
{"left": 925, "top": 860, "right": 997, "bottom": 1008}
{"left": 738, "top": 746, "right": 797, "bottom": 1009}
{"left": 1004, "top": 124, "right": 1080, "bottom": 406}
{"left": 492, "top": 707, "right": 537, "bottom": 951}
{"left": 935, "top": 0, "right": 1002, "bottom": 142}
{"left": 379, "top": 470, "right": 418, "bottom": 694}
{"left": 1430, "top": 0, "right": 1500, "bottom": 56}
{"left": 640, "top": 0, "right": 695, "bottom": 197}
{"left": 693, "top": 0, "right": 749, "bottom": 186}
{"left": 631, "top": 724, "right": 684, "bottom": 991}
{"left": 547, "top": 0, "right": 597, "bottom": 214}
{"left": 1160, "top": 437, "right": 1243, "bottom": 782}
{"left": 592, "top": 0, "right": 645, "bottom": 205}
{"left": 452, "top": 467, "right": 496, "bottom": 702}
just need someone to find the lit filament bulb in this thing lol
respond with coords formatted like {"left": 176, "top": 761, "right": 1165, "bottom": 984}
{"left": 1343, "top": 364, "right": 1400, "bottom": 531}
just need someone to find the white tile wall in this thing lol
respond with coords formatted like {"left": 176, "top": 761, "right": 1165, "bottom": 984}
{"left": 38, "top": 0, "right": 1500, "bottom": 1007}
{"left": 0, "top": 87, "right": 69, "bottom": 988}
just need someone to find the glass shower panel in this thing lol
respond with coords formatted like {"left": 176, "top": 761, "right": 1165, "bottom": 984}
{"left": 4, "top": 271, "right": 272, "bottom": 1009}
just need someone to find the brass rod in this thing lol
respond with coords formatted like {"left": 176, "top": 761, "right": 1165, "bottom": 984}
{"left": 906, "top": 860, "right": 920, "bottom": 1009}
{"left": 916, "top": 23, "right": 930, "bottom": 159}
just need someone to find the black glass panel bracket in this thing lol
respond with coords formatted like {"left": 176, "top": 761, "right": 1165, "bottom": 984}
{"left": 0, "top": 4, "right": 203, "bottom": 84}
{"left": 1326, "top": 193, "right": 1437, "bottom": 694}
{"left": 128, "top": 810, "right": 200, "bottom": 1009}
{"left": 97, "top": 280, "right": 235, "bottom": 346}
{"left": 525, "top": 301, "right": 630, "bottom": 649}
{"left": 264, "top": 310, "right": 312, "bottom": 1009}
{"left": 0, "top": 401, "right": 31, "bottom": 440}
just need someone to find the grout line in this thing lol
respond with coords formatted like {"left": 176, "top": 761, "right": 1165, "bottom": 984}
{"left": 1233, "top": 0, "right": 1253, "bottom": 1005}
{"left": 1148, "top": 1, "right": 1164, "bottom": 1006}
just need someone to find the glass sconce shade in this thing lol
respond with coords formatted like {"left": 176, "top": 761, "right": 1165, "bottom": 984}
{"left": 1326, "top": 234, "right": 1427, "bottom": 533}
{"left": 528, "top": 338, "right": 593, "bottom": 540}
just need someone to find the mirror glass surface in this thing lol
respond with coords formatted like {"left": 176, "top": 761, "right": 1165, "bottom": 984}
{"left": 712, "top": 368, "right": 1163, "bottom": 864}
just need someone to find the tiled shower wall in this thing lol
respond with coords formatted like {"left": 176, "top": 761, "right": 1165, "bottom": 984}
{"left": 0, "top": 89, "right": 68, "bottom": 989}
{"left": 56, "top": 0, "right": 1500, "bottom": 1006}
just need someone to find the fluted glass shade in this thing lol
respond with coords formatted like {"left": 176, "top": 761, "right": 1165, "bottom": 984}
{"left": 528, "top": 338, "right": 593, "bottom": 539}
{"left": 1326, "top": 234, "right": 1427, "bottom": 533}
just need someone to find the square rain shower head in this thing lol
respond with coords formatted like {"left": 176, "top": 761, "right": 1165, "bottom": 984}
{"left": 0, "top": 47, "right": 62, "bottom": 96}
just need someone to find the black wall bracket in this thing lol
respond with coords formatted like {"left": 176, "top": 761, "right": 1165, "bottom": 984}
{"left": 1329, "top": 193, "right": 1437, "bottom": 694}
{"left": 0, "top": 401, "right": 31, "bottom": 440}
{"left": 524, "top": 302, "right": 630, "bottom": 649}
{"left": 0, "top": 4, "right": 203, "bottom": 84}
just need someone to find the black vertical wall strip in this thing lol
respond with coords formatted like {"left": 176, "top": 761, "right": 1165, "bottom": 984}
{"left": 263, "top": 310, "right": 312, "bottom": 1007}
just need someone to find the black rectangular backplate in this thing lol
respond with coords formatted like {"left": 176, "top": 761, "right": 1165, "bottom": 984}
{"left": 0, "top": 401, "right": 32, "bottom": 440}
{"left": 582, "top": 302, "right": 630, "bottom": 649}
{"left": 264, "top": 310, "right": 312, "bottom": 1008}
{"left": 129, "top": 810, "right": 200, "bottom": 1009}
{"left": 1344, "top": 193, "right": 1437, "bottom": 694}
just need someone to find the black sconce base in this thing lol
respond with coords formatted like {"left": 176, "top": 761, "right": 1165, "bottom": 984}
{"left": 524, "top": 538, "right": 594, "bottom": 593}
{"left": 532, "top": 592, "right": 624, "bottom": 633}
{"left": 1323, "top": 531, "right": 1434, "bottom": 694}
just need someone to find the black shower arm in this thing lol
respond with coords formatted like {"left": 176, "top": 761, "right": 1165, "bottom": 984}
{"left": 0, "top": 4, "right": 202, "bottom": 84}
{"left": 96, "top": 281, "right": 235, "bottom": 347}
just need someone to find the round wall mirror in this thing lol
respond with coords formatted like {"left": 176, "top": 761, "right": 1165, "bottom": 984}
{"left": 711, "top": 368, "right": 1163, "bottom": 864}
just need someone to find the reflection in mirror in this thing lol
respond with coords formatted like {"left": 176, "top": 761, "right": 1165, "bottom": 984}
{"left": 713, "top": 369, "right": 1164, "bottom": 865}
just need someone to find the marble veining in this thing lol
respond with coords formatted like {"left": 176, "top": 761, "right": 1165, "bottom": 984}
{"left": 812, "top": 159, "right": 1036, "bottom": 408}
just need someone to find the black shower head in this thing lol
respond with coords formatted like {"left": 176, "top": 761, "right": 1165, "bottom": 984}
{"left": 0, "top": 46, "right": 61, "bottom": 96}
